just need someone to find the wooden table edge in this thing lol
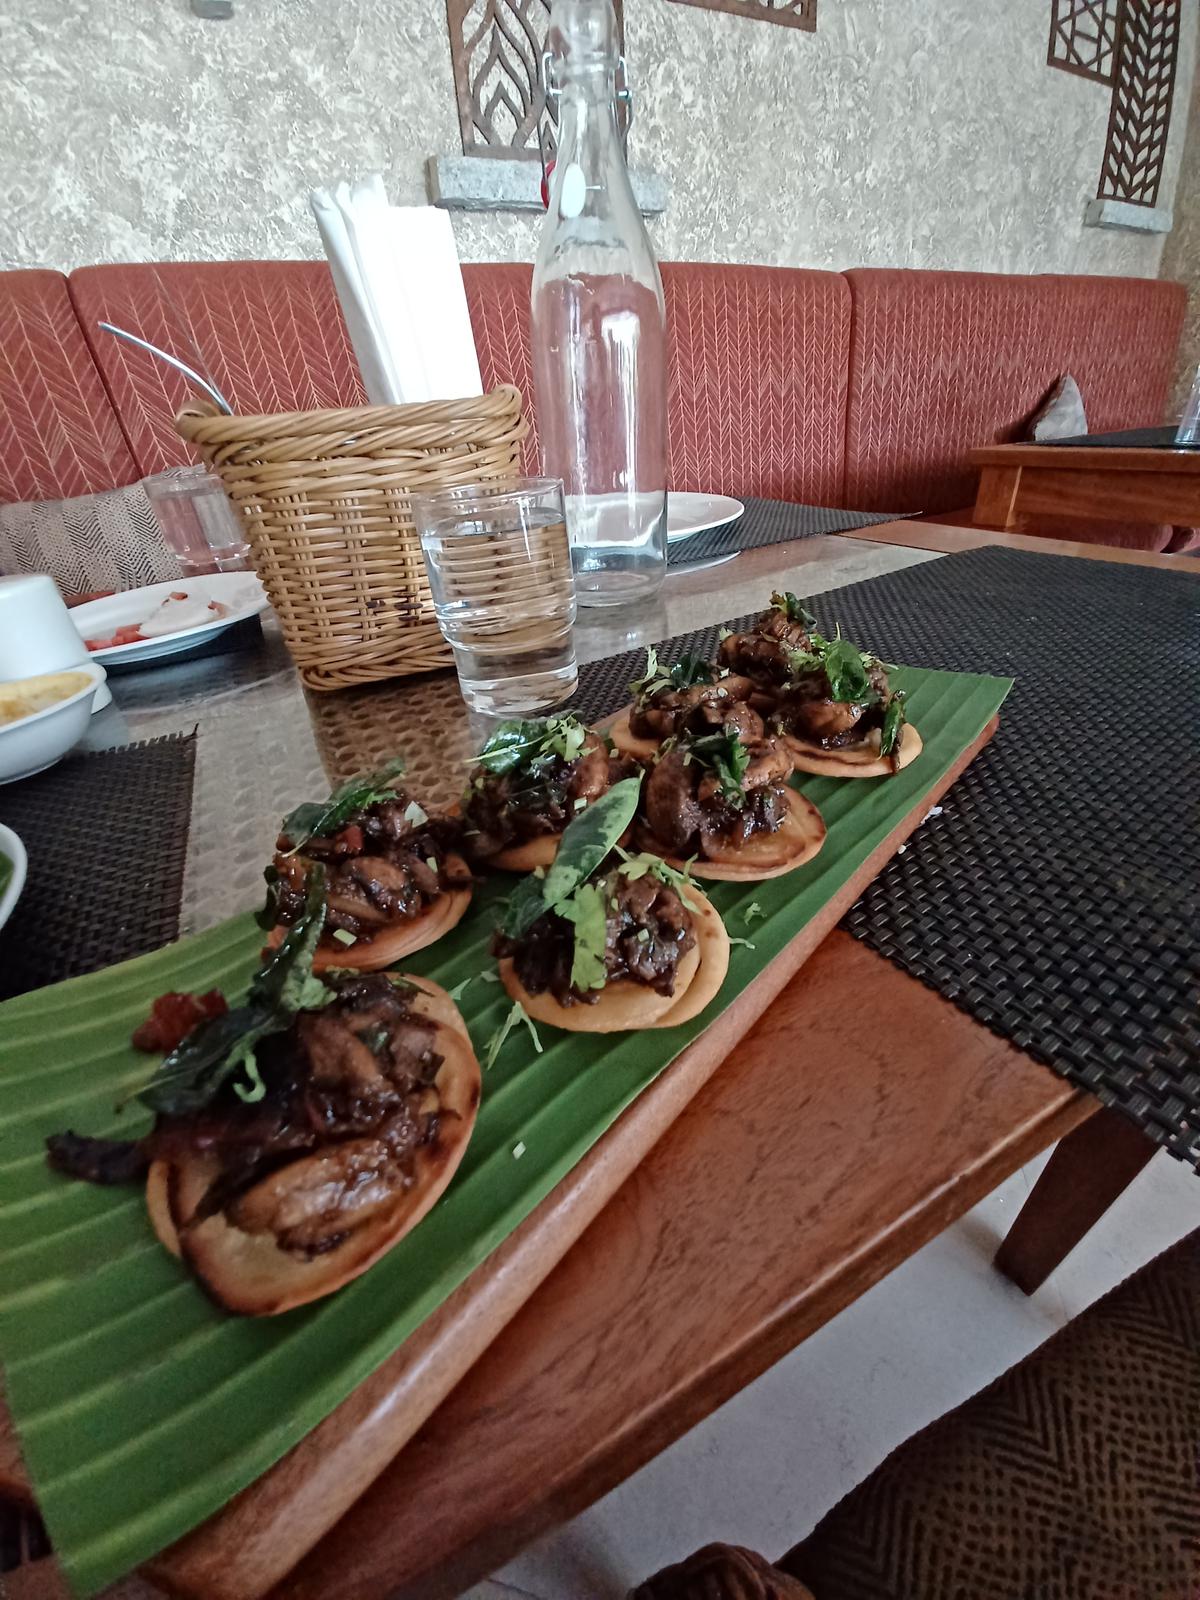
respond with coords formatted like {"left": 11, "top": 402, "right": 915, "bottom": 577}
{"left": 841, "top": 518, "right": 1196, "bottom": 571}
{"left": 389, "top": 1081, "right": 1093, "bottom": 1600}
{"left": 969, "top": 443, "right": 1200, "bottom": 473}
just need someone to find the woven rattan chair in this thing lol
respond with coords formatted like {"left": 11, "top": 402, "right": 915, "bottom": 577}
{"left": 632, "top": 1228, "right": 1200, "bottom": 1600}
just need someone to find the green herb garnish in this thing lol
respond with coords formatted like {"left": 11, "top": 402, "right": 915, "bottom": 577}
{"left": 821, "top": 637, "right": 873, "bottom": 705}
{"left": 615, "top": 848, "right": 699, "bottom": 910}
{"left": 139, "top": 868, "right": 334, "bottom": 1115}
{"left": 280, "top": 756, "right": 407, "bottom": 853}
{"left": 503, "top": 776, "right": 642, "bottom": 939}
{"left": 628, "top": 646, "right": 713, "bottom": 705}
{"left": 474, "top": 715, "right": 588, "bottom": 777}
{"left": 483, "top": 1000, "right": 543, "bottom": 1071}
{"left": 783, "top": 615, "right": 891, "bottom": 707}
{"left": 743, "top": 902, "right": 765, "bottom": 925}
{"left": 728, "top": 936, "right": 757, "bottom": 950}
{"left": 558, "top": 881, "right": 609, "bottom": 992}
{"left": 879, "top": 691, "right": 908, "bottom": 761}
{"left": 686, "top": 730, "right": 751, "bottom": 807}
{"left": 770, "top": 591, "right": 816, "bottom": 628}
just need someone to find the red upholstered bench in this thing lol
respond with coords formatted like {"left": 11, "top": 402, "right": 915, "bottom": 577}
{"left": 0, "top": 270, "right": 137, "bottom": 503}
{"left": 0, "top": 258, "right": 1188, "bottom": 557}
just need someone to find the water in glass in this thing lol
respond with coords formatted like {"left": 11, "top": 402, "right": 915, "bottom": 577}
{"left": 414, "top": 479, "right": 578, "bottom": 717}
{"left": 144, "top": 466, "right": 250, "bottom": 574}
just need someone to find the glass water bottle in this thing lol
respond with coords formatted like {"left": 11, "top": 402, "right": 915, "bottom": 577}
{"left": 531, "top": 0, "right": 668, "bottom": 607}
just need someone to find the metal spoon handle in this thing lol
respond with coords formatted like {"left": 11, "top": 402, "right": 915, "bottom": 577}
{"left": 96, "top": 322, "right": 234, "bottom": 415}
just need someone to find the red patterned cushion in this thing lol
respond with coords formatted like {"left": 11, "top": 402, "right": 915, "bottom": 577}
{"left": 462, "top": 263, "right": 539, "bottom": 474}
{"left": 844, "top": 269, "right": 1187, "bottom": 513}
{"left": 0, "top": 271, "right": 137, "bottom": 503}
{"left": 69, "top": 262, "right": 366, "bottom": 476}
{"left": 662, "top": 263, "right": 849, "bottom": 503}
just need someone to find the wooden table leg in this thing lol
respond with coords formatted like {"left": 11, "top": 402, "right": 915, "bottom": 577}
{"left": 973, "top": 465, "right": 1023, "bottom": 529}
{"left": 994, "top": 1105, "right": 1157, "bottom": 1294}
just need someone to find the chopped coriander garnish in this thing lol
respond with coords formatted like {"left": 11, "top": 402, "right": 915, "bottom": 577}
{"left": 473, "top": 715, "right": 589, "bottom": 776}
{"left": 686, "top": 730, "right": 751, "bottom": 807}
{"left": 615, "top": 848, "right": 699, "bottom": 910}
{"left": 628, "top": 645, "right": 713, "bottom": 705}
{"left": 233, "top": 1058, "right": 267, "bottom": 1103}
{"left": 558, "top": 881, "right": 608, "bottom": 992}
{"left": 483, "top": 1000, "right": 543, "bottom": 1071}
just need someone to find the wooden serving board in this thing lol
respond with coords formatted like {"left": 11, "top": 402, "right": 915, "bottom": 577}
{"left": 0, "top": 718, "right": 997, "bottom": 1600}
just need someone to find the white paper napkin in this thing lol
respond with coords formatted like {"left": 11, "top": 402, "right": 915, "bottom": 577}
{"left": 309, "top": 175, "right": 483, "bottom": 407}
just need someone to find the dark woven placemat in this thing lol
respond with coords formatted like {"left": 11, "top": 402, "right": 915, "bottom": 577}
{"left": 0, "top": 734, "right": 196, "bottom": 1000}
{"left": 571, "top": 545, "right": 1200, "bottom": 1169}
{"left": 667, "top": 497, "right": 903, "bottom": 565}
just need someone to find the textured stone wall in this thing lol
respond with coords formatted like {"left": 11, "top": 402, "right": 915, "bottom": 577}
{"left": 3, "top": 0, "right": 1197, "bottom": 287}
{"left": 1161, "top": 68, "right": 1200, "bottom": 411}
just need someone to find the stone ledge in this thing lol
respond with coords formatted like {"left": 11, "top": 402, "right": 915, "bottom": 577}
{"left": 1083, "top": 197, "right": 1173, "bottom": 235}
{"left": 427, "top": 154, "right": 669, "bottom": 215}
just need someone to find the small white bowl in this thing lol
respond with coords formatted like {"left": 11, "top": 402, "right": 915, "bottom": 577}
{"left": 0, "top": 662, "right": 107, "bottom": 785}
{"left": 0, "top": 823, "right": 27, "bottom": 932}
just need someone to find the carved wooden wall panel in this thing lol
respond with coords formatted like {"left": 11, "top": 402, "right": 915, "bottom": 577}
{"left": 447, "top": 0, "right": 625, "bottom": 161}
{"left": 1047, "top": 0, "right": 1121, "bottom": 83}
{"left": 664, "top": 0, "right": 817, "bottom": 31}
{"left": 1097, "top": 0, "right": 1181, "bottom": 207}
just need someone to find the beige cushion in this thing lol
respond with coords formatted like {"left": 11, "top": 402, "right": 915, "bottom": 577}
{"left": 1028, "top": 373, "right": 1087, "bottom": 441}
{"left": 0, "top": 482, "right": 182, "bottom": 597}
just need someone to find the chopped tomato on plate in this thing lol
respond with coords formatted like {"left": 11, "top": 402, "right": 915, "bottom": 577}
{"left": 85, "top": 624, "right": 146, "bottom": 651}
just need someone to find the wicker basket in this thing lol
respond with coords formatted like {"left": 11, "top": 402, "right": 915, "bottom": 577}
{"left": 175, "top": 387, "right": 528, "bottom": 690}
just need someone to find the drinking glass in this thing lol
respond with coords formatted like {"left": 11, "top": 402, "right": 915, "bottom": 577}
{"left": 144, "top": 466, "right": 250, "bottom": 574}
{"left": 412, "top": 478, "right": 578, "bottom": 716}
{"left": 1176, "top": 363, "right": 1200, "bottom": 447}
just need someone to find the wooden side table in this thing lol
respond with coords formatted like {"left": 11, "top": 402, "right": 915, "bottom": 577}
{"left": 970, "top": 443, "right": 1200, "bottom": 534}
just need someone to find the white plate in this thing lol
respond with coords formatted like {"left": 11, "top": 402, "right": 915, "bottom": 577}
{"left": 0, "top": 823, "right": 26, "bottom": 933}
{"left": 71, "top": 574, "right": 268, "bottom": 666}
{"left": 667, "top": 492, "right": 745, "bottom": 544}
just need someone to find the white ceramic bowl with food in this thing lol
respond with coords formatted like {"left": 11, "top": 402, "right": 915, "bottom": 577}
{"left": 0, "top": 824, "right": 27, "bottom": 932}
{"left": 0, "top": 662, "right": 107, "bottom": 784}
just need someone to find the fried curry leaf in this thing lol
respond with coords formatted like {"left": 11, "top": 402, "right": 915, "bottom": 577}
{"left": 139, "top": 869, "right": 331, "bottom": 1115}
{"left": 687, "top": 730, "right": 751, "bottom": 807}
{"left": 255, "top": 862, "right": 281, "bottom": 930}
{"left": 503, "top": 776, "right": 642, "bottom": 939}
{"left": 770, "top": 591, "right": 816, "bottom": 628}
{"left": 281, "top": 756, "right": 406, "bottom": 853}
{"left": 879, "top": 691, "right": 908, "bottom": 763}
{"left": 475, "top": 715, "right": 588, "bottom": 777}
{"left": 559, "top": 882, "right": 609, "bottom": 992}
